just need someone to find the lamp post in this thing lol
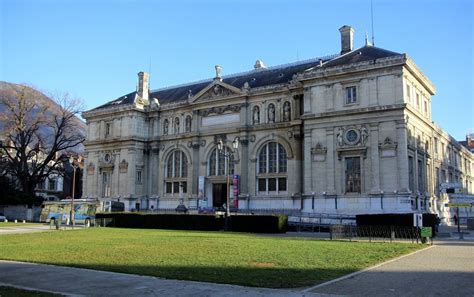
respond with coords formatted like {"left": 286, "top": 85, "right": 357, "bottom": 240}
{"left": 69, "top": 156, "right": 78, "bottom": 229}
{"left": 217, "top": 137, "right": 239, "bottom": 219}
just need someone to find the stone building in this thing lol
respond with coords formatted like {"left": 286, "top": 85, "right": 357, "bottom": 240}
{"left": 82, "top": 25, "right": 473, "bottom": 216}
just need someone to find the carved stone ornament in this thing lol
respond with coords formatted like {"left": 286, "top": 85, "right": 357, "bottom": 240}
{"left": 87, "top": 163, "right": 95, "bottom": 175}
{"left": 337, "top": 125, "right": 369, "bottom": 147}
{"left": 379, "top": 137, "right": 398, "bottom": 157}
{"left": 199, "top": 104, "right": 242, "bottom": 117}
{"left": 311, "top": 143, "right": 327, "bottom": 162}
{"left": 119, "top": 159, "right": 129, "bottom": 173}
{"left": 200, "top": 84, "right": 235, "bottom": 100}
{"left": 99, "top": 151, "right": 116, "bottom": 167}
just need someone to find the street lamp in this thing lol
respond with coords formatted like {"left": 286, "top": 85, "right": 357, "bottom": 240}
{"left": 69, "top": 156, "right": 78, "bottom": 229}
{"left": 217, "top": 137, "right": 239, "bottom": 219}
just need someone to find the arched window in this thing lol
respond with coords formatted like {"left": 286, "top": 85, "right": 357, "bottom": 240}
{"left": 257, "top": 142, "right": 287, "bottom": 193}
{"left": 185, "top": 115, "right": 192, "bottom": 132}
{"left": 165, "top": 150, "right": 188, "bottom": 194}
{"left": 209, "top": 147, "right": 234, "bottom": 176}
{"left": 174, "top": 117, "right": 180, "bottom": 134}
{"left": 163, "top": 119, "right": 169, "bottom": 135}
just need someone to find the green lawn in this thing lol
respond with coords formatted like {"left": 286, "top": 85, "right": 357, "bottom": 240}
{"left": 0, "top": 228, "right": 423, "bottom": 288}
{"left": 0, "top": 222, "right": 44, "bottom": 228}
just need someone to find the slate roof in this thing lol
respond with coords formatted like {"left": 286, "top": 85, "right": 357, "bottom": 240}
{"left": 93, "top": 45, "right": 401, "bottom": 111}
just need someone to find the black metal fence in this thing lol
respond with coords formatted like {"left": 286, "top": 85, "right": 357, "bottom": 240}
{"left": 329, "top": 224, "right": 426, "bottom": 243}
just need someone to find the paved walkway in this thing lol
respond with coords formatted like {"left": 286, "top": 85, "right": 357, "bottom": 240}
{"left": 0, "top": 224, "right": 52, "bottom": 234}
{"left": 0, "top": 261, "right": 333, "bottom": 297}
{"left": 304, "top": 239, "right": 474, "bottom": 297}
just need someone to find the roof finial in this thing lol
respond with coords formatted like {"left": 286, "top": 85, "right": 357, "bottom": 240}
{"left": 215, "top": 65, "right": 222, "bottom": 81}
{"left": 365, "top": 31, "right": 372, "bottom": 46}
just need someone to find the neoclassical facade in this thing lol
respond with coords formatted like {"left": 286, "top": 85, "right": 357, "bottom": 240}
{"left": 82, "top": 26, "right": 473, "bottom": 217}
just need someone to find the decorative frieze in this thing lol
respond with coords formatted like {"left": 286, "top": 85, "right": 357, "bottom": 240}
{"left": 199, "top": 104, "right": 242, "bottom": 117}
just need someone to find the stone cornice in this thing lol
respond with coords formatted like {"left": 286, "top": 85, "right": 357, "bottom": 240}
{"left": 404, "top": 55, "right": 436, "bottom": 95}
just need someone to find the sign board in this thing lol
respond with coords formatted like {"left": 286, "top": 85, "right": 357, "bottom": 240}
{"left": 413, "top": 213, "right": 423, "bottom": 227}
{"left": 439, "top": 182, "right": 462, "bottom": 190}
{"left": 198, "top": 176, "right": 205, "bottom": 199}
{"left": 233, "top": 175, "right": 240, "bottom": 197}
{"left": 446, "top": 203, "right": 472, "bottom": 208}
{"left": 421, "top": 227, "right": 432, "bottom": 238}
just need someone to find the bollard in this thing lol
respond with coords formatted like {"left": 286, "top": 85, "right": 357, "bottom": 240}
{"left": 4, "top": 219, "right": 8, "bottom": 223}
{"left": 55, "top": 219, "right": 60, "bottom": 230}
{"left": 14, "top": 219, "right": 17, "bottom": 223}
{"left": 22, "top": 220, "right": 26, "bottom": 223}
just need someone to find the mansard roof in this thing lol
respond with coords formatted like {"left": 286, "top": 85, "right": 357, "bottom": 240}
{"left": 93, "top": 45, "right": 401, "bottom": 111}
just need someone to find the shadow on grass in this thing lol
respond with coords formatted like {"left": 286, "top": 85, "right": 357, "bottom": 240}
{"left": 40, "top": 263, "right": 356, "bottom": 288}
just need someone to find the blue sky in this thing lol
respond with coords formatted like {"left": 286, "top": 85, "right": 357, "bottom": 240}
{"left": 1, "top": 0, "right": 472, "bottom": 139}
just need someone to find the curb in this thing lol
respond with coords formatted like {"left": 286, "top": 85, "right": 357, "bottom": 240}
{"left": 0, "top": 281, "right": 83, "bottom": 297}
{"left": 300, "top": 245, "right": 435, "bottom": 293}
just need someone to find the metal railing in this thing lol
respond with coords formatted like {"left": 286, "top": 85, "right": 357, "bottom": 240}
{"left": 329, "top": 224, "right": 425, "bottom": 243}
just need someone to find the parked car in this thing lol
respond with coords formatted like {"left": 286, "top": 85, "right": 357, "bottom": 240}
{"left": 0, "top": 213, "right": 6, "bottom": 221}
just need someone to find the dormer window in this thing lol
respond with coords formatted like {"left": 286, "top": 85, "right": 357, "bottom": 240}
{"left": 345, "top": 86, "right": 357, "bottom": 104}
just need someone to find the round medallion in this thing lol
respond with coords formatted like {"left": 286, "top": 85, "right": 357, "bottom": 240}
{"left": 344, "top": 129, "right": 360, "bottom": 145}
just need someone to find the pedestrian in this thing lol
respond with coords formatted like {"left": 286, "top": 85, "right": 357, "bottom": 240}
{"left": 453, "top": 214, "right": 458, "bottom": 225}
{"left": 435, "top": 215, "right": 440, "bottom": 232}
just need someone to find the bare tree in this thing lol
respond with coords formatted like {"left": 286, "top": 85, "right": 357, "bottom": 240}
{"left": 0, "top": 84, "right": 85, "bottom": 197}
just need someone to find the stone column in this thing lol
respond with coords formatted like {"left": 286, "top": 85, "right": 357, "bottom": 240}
{"left": 150, "top": 147, "right": 160, "bottom": 195}
{"left": 191, "top": 141, "right": 201, "bottom": 196}
{"left": 326, "top": 128, "right": 336, "bottom": 194}
{"left": 238, "top": 137, "right": 249, "bottom": 196}
{"left": 303, "top": 129, "right": 313, "bottom": 193}
{"left": 369, "top": 124, "right": 381, "bottom": 193}
{"left": 396, "top": 120, "right": 409, "bottom": 192}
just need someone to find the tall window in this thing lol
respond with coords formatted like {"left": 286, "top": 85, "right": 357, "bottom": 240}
{"left": 406, "top": 84, "right": 411, "bottom": 103}
{"left": 165, "top": 151, "right": 188, "bottom": 194}
{"left": 48, "top": 178, "right": 57, "bottom": 191}
{"left": 257, "top": 142, "right": 287, "bottom": 193}
{"left": 346, "top": 86, "right": 357, "bottom": 104}
{"left": 102, "top": 172, "right": 111, "bottom": 197}
{"left": 408, "top": 156, "right": 414, "bottom": 191}
{"left": 209, "top": 147, "right": 234, "bottom": 176}
{"left": 345, "top": 157, "right": 361, "bottom": 193}
{"left": 417, "top": 160, "right": 423, "bottom": 192}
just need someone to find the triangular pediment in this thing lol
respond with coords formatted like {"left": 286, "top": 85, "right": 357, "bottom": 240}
{"left": 190, "top": 80, "right": 244, "bottom": 102}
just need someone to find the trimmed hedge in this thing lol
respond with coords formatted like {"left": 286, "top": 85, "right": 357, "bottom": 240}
{"left": 95, "top": 213, "right": 287, "bottom": 233}
{"left": 228, "top": 215, "right": 287, "bottom": 233}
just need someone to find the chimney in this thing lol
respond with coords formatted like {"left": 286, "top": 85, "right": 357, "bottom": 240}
{"left": 137, "top": 71, "right": 149, "bottom": 100}
{"left": 214, "top": 65, "right": 222, "bottom": 81}
{"left": 339, "top": 25, "right": 355, "bottom": 54}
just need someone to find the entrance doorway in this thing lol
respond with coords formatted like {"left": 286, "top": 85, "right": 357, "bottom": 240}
{"left": 212, "top": 183, "right": 227, "bottom": 208}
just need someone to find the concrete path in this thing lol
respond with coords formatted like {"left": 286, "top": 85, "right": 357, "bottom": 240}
{"left": 304, "top": 239, "right": 474, "bottom": 297}
{"left": 0, "top": 224, "right": 52, "bottom": 234}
